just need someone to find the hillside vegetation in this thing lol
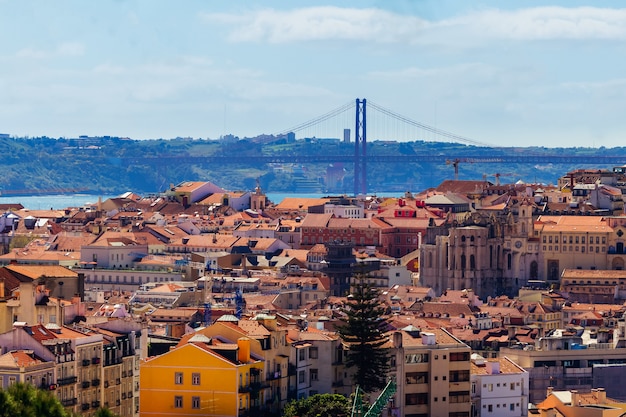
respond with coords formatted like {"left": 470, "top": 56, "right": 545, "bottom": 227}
{"left": 1, "top": 135, "right": 624, "bottom": 195}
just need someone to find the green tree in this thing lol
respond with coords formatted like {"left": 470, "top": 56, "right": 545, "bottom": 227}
{"left": 4, "top": 382, "right": 67, "bottom": 417}
{"left": 0, "top": 388, "right": 18, "bottom": 417}
{"left": 92, "top": 408, "right": 121, "bottom": 417}
{"left": 337, "top": 274, "right": 391, "bottom": 393}
{"left": 282, "top": 393, "right": 351, "bottom": 417}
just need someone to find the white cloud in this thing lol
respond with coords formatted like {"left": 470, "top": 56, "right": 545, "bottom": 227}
{"left": 201, "top": 6, "right": 626, "bottom": 45}
{"left": 57, "top": 42, "right": 85, "bottom": 56}
{"left": 203, "top": 6, "right": 429, "bottom": 43}
{"left": 15, "top": 42, "right": 85, "bottom": 59}
{"left": 16, "top": 48, "right": 47, "bottom": 59}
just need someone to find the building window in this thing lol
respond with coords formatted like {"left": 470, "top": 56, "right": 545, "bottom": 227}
{"left": 310, "top": 369, "right": 318, "bottom": 381}
{"left": 174, "top": 396, "right": 183, "bottom": 408}
{"left": 192, "top": 396, "right": 200, "bottom": 409}
{"left": 449, "top": 352, "right": 469, "bottom": 362}
{"left": 405, "top": 393, "right": 428, "bottom": 405}
{"left": 449, "top": 391, "right": 470, "bottom": 403}
{"left": 405, "top": 372, "right": 428, "bottom": 384}
{"left": 175, "top": 372, "right": 183, "bottom": 385}
{"left": 309, "top": 347, "right": 318, "bottom": 359}
{"left": 299, "top": 371, "right": 305, "bottom": 383}
{"left": 192, "top": 373, "right": 200, "bottom": 385}
{"left": 405, "top": 353, "right": 429, "bottom": 363}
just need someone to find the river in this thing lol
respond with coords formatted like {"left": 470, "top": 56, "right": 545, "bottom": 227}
{"left": 0, "top": 192, "right": 405, "bottom": 210}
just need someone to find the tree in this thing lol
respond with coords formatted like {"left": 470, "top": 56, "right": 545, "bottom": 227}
{"left": 282, "top": 393, "right": 351, "bottom": 417}
{"left": 337, "top": 274, "right": 391, "bottom": 393}
{"left": 0, "top": 389, "right": 18, "bottom": 417}
{"left": 92, "top": 408, "right": 121, "bottom": 417}
{"left": 4, "top": 382, "right": 67, "bottom": 417}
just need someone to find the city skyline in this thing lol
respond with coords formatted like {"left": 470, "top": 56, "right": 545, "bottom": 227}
{"left": 2, "top": 1, "right": 626, "bottom": 147}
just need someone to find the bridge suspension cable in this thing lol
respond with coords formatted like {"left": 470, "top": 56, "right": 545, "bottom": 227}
{"left": 274, "top": 100, "right": 354, "bottom": 137}
{"left": 367, "top": 100, "right": 496, "bottom": 147}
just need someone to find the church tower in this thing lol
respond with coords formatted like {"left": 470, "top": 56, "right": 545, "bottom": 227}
{"left": 251, "top": 179, "right": 266, "bottom": 211}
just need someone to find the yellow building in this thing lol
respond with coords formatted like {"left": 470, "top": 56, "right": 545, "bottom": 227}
{"left": 140, "top": 336, "right": 264, "bottom": 417}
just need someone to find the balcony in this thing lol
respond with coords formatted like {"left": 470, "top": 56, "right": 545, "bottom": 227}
{"left": 81, "top": 381, "right": 90, "bottom": 389}
{"left": 332, "top": 380, "right": 344, "bottom": 387}
{"left": 91, "top": 401, "right": 100, "bottom": 408}
{"left": 122, "top": 393, "right": 127, "bottom": 400}
{"left": 116, "top": 378, "right": 121, "bottom": 385}
{"left": 239, "top": 385, "right": 251, "bottom": 393}
{"left": 128, "top": 391, "right": 133, "bottom": 398}
{"left": 61, "top": 398, "right": 77, "bottom": 407}
{"left": 58, "top": 376, "right": 78, "bottom": 386}
{"left": 81, "top": 403, "right": 90, "bottom": 411}
{"left": 268, "top": 371, "right": 281, "bottom": 380}
{"left": 122, "top": 371, "right": 127, "bottom": 378}
{"left": 116, "top": 399, "right": 121, "bottom": 406}
{"left": 104, "top": 381, "right": 109, "bottom": 388}
{"left": 91, "top": 378, "right": 100, "bottom": 387}
{"left": 92, "top": 357, "right": 101, "bottom": 365}
{"left": 82, "top": 359, "right": 91, "bottom": 367}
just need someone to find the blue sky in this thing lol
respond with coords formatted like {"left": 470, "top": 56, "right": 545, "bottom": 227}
{"left": 1, "top": 1, "right": 626, "bottom": 148}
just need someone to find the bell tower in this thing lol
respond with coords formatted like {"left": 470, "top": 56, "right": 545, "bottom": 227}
{"left": 251, "top": 178, "right": 266, "bottom": 211}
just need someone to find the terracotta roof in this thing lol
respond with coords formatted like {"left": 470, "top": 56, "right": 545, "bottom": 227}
{"left": 4, "top": 264, "right": 78, "bottom": 280}
{"left": 0, "top": 350, "right": 45, "bottom": 368}
{"left": 435, "top": 180, "right": 488, "bottom": 194}
{"left": 471, "top": 356, "right": 526, "bottom": 375}
{"left": 300, "top": 213, "right": 333, "bottom": 228}
{"left": 274, "top": 198, "right": 331, "bottom": 210}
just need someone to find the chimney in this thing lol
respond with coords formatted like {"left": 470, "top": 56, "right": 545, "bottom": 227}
{"left": 393, "top": 332, "right": 403, "bottom": 348}
{"left": 486, "top": 361, "right": 500, "bottom": 375}
{"left": 596, "top": 388, "right": 607, "bottom": 404}
{"left": 547, "top": 386, "right": 554, "bottom": 397}
{"left": 571, "top": 390, "right": 579, "bottom": 407}
{"left": 237, "top": 337, "right": 251, "bottom": 364}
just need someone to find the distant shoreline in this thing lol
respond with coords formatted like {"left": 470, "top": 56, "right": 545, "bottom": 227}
{"left": 0, "top": 188, "right": 95, "bottom": 198}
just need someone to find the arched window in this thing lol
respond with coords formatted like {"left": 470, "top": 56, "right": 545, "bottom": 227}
{"left": 461, "top": 254, "right": 466, "bottom": 270}
{"left": 530, "top": 261, "right": 538, "bottom": 279}
{"left": 470, "top": 255, "right": 476, "bottom": 270}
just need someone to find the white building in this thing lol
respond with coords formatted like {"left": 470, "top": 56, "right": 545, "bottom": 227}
{"left": 324, "top": 203, "right": 363, "bottom": 219}
{"left": 470, "top": 354, "right": 529, "bottom": 417}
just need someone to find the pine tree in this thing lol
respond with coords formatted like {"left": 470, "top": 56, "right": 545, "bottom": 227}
{"left": 337, "top": 274, "right": 391, "bottom": 393}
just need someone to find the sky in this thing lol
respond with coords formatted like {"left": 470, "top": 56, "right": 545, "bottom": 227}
{"left": 1, "top": 0, "right": 626, "bottom": 148}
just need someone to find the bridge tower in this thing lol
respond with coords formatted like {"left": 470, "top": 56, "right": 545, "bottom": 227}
{"left": 354, "top": 98, "right": 367, "bottom": 195}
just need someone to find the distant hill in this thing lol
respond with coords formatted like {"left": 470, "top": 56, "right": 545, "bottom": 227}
{"left": 1, "top": 135, "right": 625, "bottom": 195}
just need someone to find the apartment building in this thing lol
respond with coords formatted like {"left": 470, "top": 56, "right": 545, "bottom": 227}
{"left": 390, "top": 327, "right": 472, "bottom": 417}
{"left": 500, "top": 315, "right": 626, "bottom": 404}
{"left": 140, "top": 337, "right": 264, "bottom": 417}
{"left": 470, "top": 354, "right": 529, "bottom": 417}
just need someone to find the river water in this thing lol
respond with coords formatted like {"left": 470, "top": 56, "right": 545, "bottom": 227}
{"left": 0, "top": 191, "right": 405, "bottom": 210}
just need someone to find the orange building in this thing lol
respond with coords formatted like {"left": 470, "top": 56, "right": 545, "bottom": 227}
{"left": 140, "top": 336, "right": 264, "bottom": 417}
